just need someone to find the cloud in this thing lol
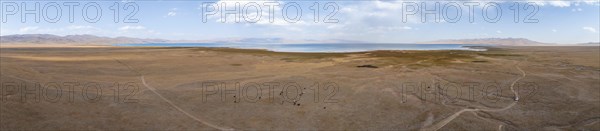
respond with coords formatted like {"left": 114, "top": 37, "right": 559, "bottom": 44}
{"left": 256, "top": 18, "right": 292, "bottom": 26}
{"left": 549, "top": 1, "right": 571, "bottom": 7}
{"left": 496, "top": 30, "right": 502, "bottom": 34}
{"left": 67, "top": 25, "right": 95, "bottom": 30}
{"left": 552, "top": 29, "right": 557, "bottom": 32}
{"left": 166, "top": 8, "right": 178, "bottom": 17}
{"left": 116, "top": 25, "right": 161, "bottom": 38}
{"left": 118, "top": 26, "right": 146, "bottom": 31}
{"left": 374, "top": 1, "right": 402, "bottom": 10}
{"left": 19, "top": 26, "right": 39, "bottom": 32}
{"left": 531, "top": 0, "right": 597, "bottom": 7}
{"left": 582, "top": 0, "right": 600, "bottom": 5}
{"left": 583, "top": 27, "right": 597, "bottom": 33}
{"left": 167, "top": 12, "right": 177, "bottom": 16}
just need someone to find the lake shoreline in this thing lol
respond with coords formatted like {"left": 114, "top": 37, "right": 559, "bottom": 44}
{"left": 113, "top": 43, "right": 490, "bottom": 52}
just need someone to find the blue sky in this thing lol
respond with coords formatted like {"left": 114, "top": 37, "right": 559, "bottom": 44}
{"left": 1, "top": 0, "right": 598, "bottom": 44}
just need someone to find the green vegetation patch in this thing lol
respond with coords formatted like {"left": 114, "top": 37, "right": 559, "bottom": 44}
{"left": 366, "top": 50, "right": 479, "bottom": 68}
{"left": 477, "top": 53, "right": 522, "bottom": 57}
{"left": 190, "top": 47, "right": 352, "bottom": 62}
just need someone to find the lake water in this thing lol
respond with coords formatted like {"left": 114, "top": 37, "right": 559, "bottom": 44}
{"left": 115, "top": 43, "right": 486, "bottom": 52}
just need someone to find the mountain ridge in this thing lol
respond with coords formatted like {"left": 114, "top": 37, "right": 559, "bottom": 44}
{"left": 0, "top": 34, "right": 366, "bottom": 45}
{"left": 1, "top": 34, "right": 588, "bottom": 46}
{"left": 418, "top": 38, "right": 553, "bottom": 46}
{"left": 0, "top": 34, "right": 169, "bottom": 45}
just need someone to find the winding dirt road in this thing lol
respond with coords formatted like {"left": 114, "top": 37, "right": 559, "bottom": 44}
{"left": 113, "top": 59, "right": 234, "bottom": 131}
{"left": 421, "top": 62, "right": 527, "bottom": 131}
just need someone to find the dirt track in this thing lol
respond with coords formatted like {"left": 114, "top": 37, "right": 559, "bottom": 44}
{"left": 422, "top": 60, "right": 526, "bottom": 131}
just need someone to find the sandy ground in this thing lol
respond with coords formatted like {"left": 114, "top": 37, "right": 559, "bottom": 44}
{"left": 0, "top": 46, "right": 598, "bottom": 130}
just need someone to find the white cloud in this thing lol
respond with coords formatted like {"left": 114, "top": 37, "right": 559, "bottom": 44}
{"left": 549, "top": 1, "right": 571, "bottom": 7}
{"left": 118, "top": 26, "right": 146, "bottom": 31}
{"left": 327, "top": 24, "right": 345, "bottom": 29}
{"left": 571, "top": 8, "right": 583, "bottom": 12}
{"left": 19, "top": 26, "right": 39, "bottom": 32}
{"left": 496, "top": 30, "right": 502, "bottom": 34}
{"left": 374, "top": 1, "right": 402, "bottom": 10}
{"left": 166, "top": 8, "right": 178, "bottom": 17}
{"left": 116, "top": 25, "right": 161, "bottom": 38}
{"left": 167, "top": 12, "right": 177, "bottom": 16}
{"left": 67, "top": 25, "right": 95, "bottom": 30}
{"left": 583, "top": 27, "right": 597, "bottom": 33}
{"left": 527, "top": 1, "right": 547, "bottom": 6}
{"left": 582, "top": 0, "right": 600, "bottom": 5}
{"left": 256, "top": 18, "right": 292, "bottom": 26}
{"left": 531, "top": 0, "right": 597, "bottom": 7}
{"left": 552, "top": 29, "right": 557, "bottom": 32}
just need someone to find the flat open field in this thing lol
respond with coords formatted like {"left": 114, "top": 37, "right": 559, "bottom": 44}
{"left": 0, "top": 46, "right": 598, "bottom": 130}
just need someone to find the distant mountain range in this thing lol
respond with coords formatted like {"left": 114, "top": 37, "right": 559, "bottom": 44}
{"left": 419, "top": 38, "right": 552, "bottom": 46}
{"left": 1, "top": 34, "right": 595, "bottom": 46}
{"left": 0, "top": 34, "right": 366, "bottom": 45}
{"left": 577, "top": 42, "right": 600, "bottom": 46}
{"left": 0, "top": 34, "right": 169, "bottom": 45}
{"left": 192, "top": 38, "right": 366, "bottom": 44}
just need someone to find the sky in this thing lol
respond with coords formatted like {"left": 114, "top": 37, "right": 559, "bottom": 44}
{"left": 0, "top": 0, "right": 599, "bottom": 44}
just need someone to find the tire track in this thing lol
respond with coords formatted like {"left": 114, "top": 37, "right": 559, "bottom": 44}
{"left": 421, "top": 61, "right": 526, "bottom": 131}
{"left": 113, "top": 58, "right": 234, "bottom": 131}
